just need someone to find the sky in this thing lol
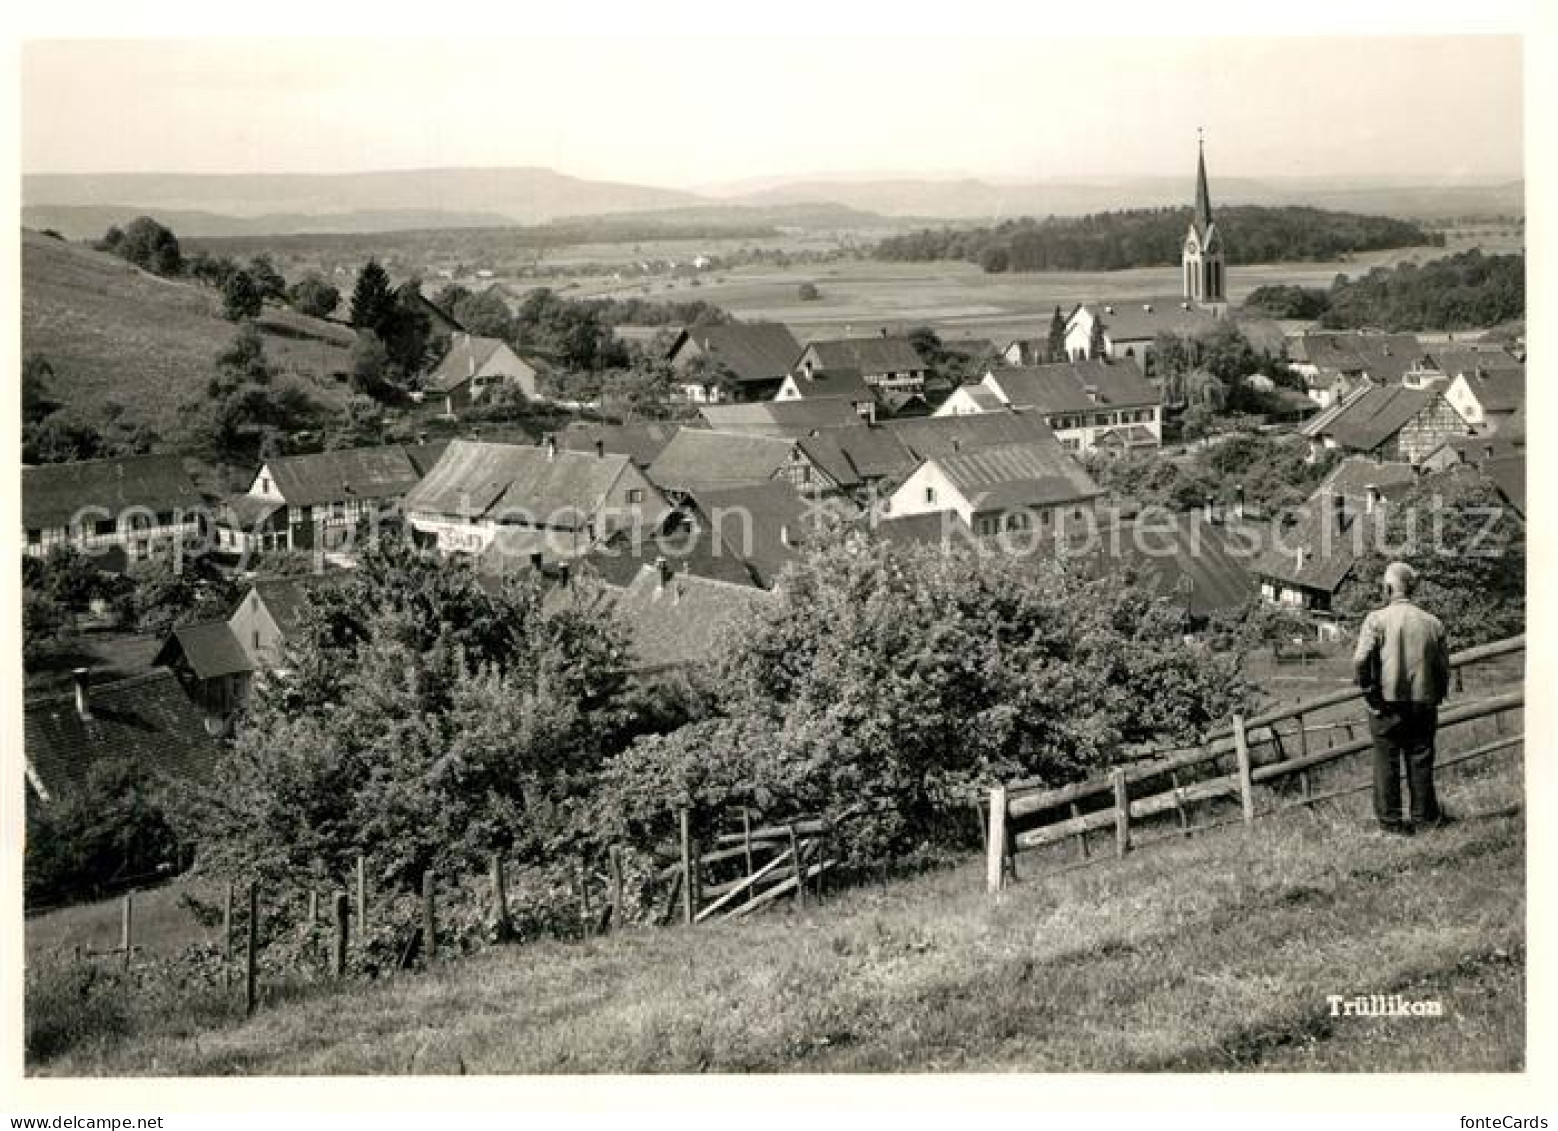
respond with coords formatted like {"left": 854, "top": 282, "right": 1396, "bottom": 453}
{"left": 19, "top": 36, "right": 1525, "bottom": 187}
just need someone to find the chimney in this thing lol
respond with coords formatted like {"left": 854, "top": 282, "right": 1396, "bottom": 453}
{"left": 1142, "top": 304, "right": 1153, "bottom": 313}
{"left": 655, "top": 555, "right": 670, "bottom": 590}
{"left": 1365, "top": 485, "right": 1381, "bottom": 514}
{"left": 546, "top": 434, "right": 557, "bottom": 461}
{"left": 780, "top": 523, "right": 793, "bottom": 548}
{"left": 1295, "top": 546, "right": 1307, "bottom": 570}
{"left": 558, "top": 562, "right": 571, "bottom": 587}
{"left": 1331, "top": 491, "right": 1347, "bottom": 531}
{"left": 530, "top": 551, "right": 544, "bottom": 572}
{"left": 595, "top": 438, "right": 605, "bottom": 459}
{"left": 72, "top": 667, "right": 92, "bottom": 720}
{"left": 1104, "top": 305, "right": 1114, "bottom": 315}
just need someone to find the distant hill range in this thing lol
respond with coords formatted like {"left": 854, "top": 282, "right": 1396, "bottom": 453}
{"left": 22, "top": 166, "right": 1524, "bottom": 239}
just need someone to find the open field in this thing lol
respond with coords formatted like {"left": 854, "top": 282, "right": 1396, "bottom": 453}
{"left": 20, "top": 230, "right": 354, "bottom": 439}
{"left": 27, "top": 731, "right": 1523, "bottom": 1075}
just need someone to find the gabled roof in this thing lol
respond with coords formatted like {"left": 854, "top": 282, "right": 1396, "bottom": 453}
{"left": 403, "top": 441, "right": 452, "bottom": 477}
{"left": 782, "top": 367, "right": 877, "bottom": 401}
{"left": 988, "top": 358, "right": 1161, "bottom": 413}
{"left": 249, "top": 573, "right": 351, "bottom": 634}
{"left": 556, "top": 422, "right": 681, "bottom": 468}
{"left": 801, "top": 336, "right": 926, "bottom": 375}
{"left": 1080, "top": 298, "right": 1221, "bottom": 343}
{"left": 670, "top": 322, "right": 803, "bottom": 385}
{"left": 688, "top": 482, "right": 813, "bottom": 588}
{"left": 1316, "top": 457, "right": 1418, "bottom": 504}
{"left": 23, "top": 454, "right": 203, "bottom": 531}
{"left": 933, "top": 440, "right": 1102, "bottom": 512}
{"left": 1306, "top": 386, "right": 1449, "bottom": 452}
{"left": 1499, "top": 403, "right": 1526, "bottom": 444}
{"left": 259, "top": 444, "right": 424, "bottom": 507}
{"left": 1290, "top": 332, "right": 1425, "bottom": 381}
{"left": 646, "top": 430, "right": 799, "bottom": 495}
{"left": 797, "top": 426, "right": 917, "bottom": 488}
{"left": 155, "top": 620, "right": 252, "bottom": 680}
{"left": 1064, "top": 517, "right": 1255, "bottom": 619}
{"left": 945, "top": 385, "right": 1006, "bottom": 413}
{"left": 404, "top": 440, "right": 634, "bottom": 526}
{"left": 578, "top": 523, "right": 758, "bottom": 589}
{"left": 1456, "top": 368, "right": 1525, "bottom": 414}
{"left": 25, "top": 670, "right": 221, "bottom": 802}
{"left": 220, "top": 494, "right": 286, "bottom": 530}
{"left": 1482, "top": 456, "right": 1525, "bottom": 517}
{"left": 699, "top": 398, "right": 863, "bottom": 436}
{"left": 886, "top": 409, "right": 1062, "bottom": 462}
{"left": 1426, "top": 345, "right": 1523, "bottom": 380}
{"left": 426, "top": 334, "right": 525, "bottom": 393}
{"left": 609, "top": 564, "right": 780, "bottom": 672}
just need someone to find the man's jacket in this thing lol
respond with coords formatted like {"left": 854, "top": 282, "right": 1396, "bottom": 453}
{"left": 1353, "top": 596, "right": 1452, "bottom": 708}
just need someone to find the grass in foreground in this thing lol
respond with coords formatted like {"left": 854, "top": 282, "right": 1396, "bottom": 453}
{"left": 28, "top": 755, "right": 1524, "bottom": 1075}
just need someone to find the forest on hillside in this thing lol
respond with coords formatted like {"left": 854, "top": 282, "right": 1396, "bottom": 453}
{"left": 872, "top": 206, "right": 1440, "bottom": 273}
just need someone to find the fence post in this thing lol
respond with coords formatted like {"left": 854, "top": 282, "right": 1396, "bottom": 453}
{"left": 422, "top": 870, "right": 437, "bottom": 967}
{"left": 355, "top": 854, "right": 367, "bottom": 934}
{"left": 1069, "top": 800, "right": 1091, "bottom": 858}
{"left": 245, "top": 882, "right": 259, "bottom": 1017}
{"left": 579, "top": 856, "right": 593, "bottom": 939}
{"left": 332, "top": 892, "right": 348, "bottom": 978}
{"left": 222, "top": 881, "right": 234, "bottom": 989}
{"left": 986, "top": 786, "right": 1007, "bottom": 894}
{"left": 1233, "top": 713, "right": 1255, "bottom": 826}
{"left": 741, "top": 810, "right": 755, "bottom": 905}
{"left": 608, "top": 845, "right": 624, "bottom": 930}
{"left": 490, "top": 855, "right": 511, "bottom": 941}
{"left": 1111, "top": 769, "right": 1131, "bottom": 858}
{"left": 307, "top": 890, "right": 318, "bottom": 926}
{"left": 788, "top": 824, "right": 805, "bottom": 909}
{"left": 1168, "top": 770, "right": 1190, "bottom": 835}
{"left": 817, "top": 820, "right": 828, "bottom": 904}
{"left": 120, "top": 893, "right": 133, "bottom": 972}
{"left": 679, "top": 809, "right": 696, "bottom": 926}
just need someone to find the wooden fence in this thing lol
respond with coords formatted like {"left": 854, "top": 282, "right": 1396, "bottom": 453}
{"left": 659, "top": 807, "right": 839, "bottom": 927}
{"left": 985, "top": 634, "right": 1526, "bottom": 893}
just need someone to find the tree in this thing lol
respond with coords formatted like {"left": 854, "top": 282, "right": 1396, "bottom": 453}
{"left": 22, "top": 354, "right": 58, "bottom": 423}
{"left": 121, "top": 553, "right": 237, "bottom": 637}
{"left": 287, "top": 273, "right": 341, "bottom": 319}
{"left": 349, "top": 331, "right": 394, "bottom": 400}
{"left": 1088, "top": 317, "right": 1107, "bottom": 360}
{"left": 100, "top": 216, "right": 182, "bottom": 276}
{"left": 349, "top": 260, "right": 398, "bottom": 332}
{"left": 325, "top": 395, "right": 385, "bottom": 449}
{"left": 221, "top": 270, "right": 264, "bottom": 321}
{"left": 178, "top": 327, "right": 319, "bottom": 461}
{"left": 23, "top": 412, "right": 107, "bottom": 465}
{"left": 247, "top": 256, "right": 288, "bottom": 304}
{"left": 1046, "top": 306, "right": 1067, "bottom": 362}
{"left": 447, "top": 288, "right": 516, "bottom": 340}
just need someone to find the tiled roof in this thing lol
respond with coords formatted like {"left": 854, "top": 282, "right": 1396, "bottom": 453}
{"left": 646, "top": 430, "right": 798, "bottom": 494}
{"left": 1291, "top": 332, "right": 1425, "bottom": 381}
{"left": 1482, "top": 455, "right": 1525, "bottom": 517}
{"left": 1306, "top": 386, "right": 1446, "bottom": 452}
{"left": 259, "top": 444, "right": 424, "bottom": 507}
{"left": 797, "top": 426, "right": 917, "bottom": 488}
{"left": 1459, "top": 369, "right": 1525, "bottom": 414}
{"left": 403, "top": 441, "right": 451, "bottom": 477}
{"left": 556, "top": 423, "right": 681, "bottom": 468}
{"left": 784, "top": 367, "right": 877, "bottom": 401}
{"left": 1083, "top": 298, "right": 1221, "bottom": 343}
{"left": 1426, "top": 345, "right": 1523, "bottom": 380}
{"left": 935, "top": 441, "right": 1102, "bottom": 512}
{"left": 426, "top": 334, "right": 517, "bottom": 393}
{"left": 671, "top": 322, "right": 802, "bottom": 385}
{"left": 578, "top": 524, "right": 758, "bottom": 589}
{"left": 23, "top": 455, "right": 204, "bottom": 531}
{"left": 25, "top": 670, "right": 221, "bottom": 802}
{"left": 886, "top": 409, "right": 1062, "bottom": 462}
{"left": 404, "top": 440, "right": 635, "bottom": 526}
{"left": 989, "top": 358, "right": 1161, "bottom": 412}
{"left": 802, "top": 336, "right": 926, "bottom": 375}
{"left": 688, "top": 482, "right": 813, "bottom": 588}
{"left": 609, "top": 564, "right": 780, "bottom": 672}
{"left": 949, "top": 386, "right": 1007, "bottom": 413}
{"left": 699, "top": 399, "right": 863, "bottom": 436}
{"left": 249, "top": 572, "right": 351, "bottom": 634}
{"left": 220, "top": 494, "right": 286, "bottom": 529}
{"left": 157, "top": 620, "right": 251, "bottom": 680}
{"left": 1249, "top": 495, "right": 1384, "bottom": 595}
{"left": 1065, "top": 517, "right": 1255, "bottom": 619}
{"left": 1316, "top": 457, "right": 1418, "bottom": 503}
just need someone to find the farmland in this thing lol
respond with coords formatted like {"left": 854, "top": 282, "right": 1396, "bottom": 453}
{"left": 20, "top": 230, "right": 355, "bottom": 439}
{"left": 25, "top": 743, "right": 1523, "bottom": 1075}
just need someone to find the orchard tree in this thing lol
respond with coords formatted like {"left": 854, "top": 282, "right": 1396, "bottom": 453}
{"left": 221, "top": 269, "right": 264, "bottom": 321}
{"left": 287, "top": 273, "right": 341, "bottom": 319}
{"left": 99, "top": 216, "right": 182, "bottom": 276}
{"left": 248, "top": 255, "right": 288, "bottom": 303}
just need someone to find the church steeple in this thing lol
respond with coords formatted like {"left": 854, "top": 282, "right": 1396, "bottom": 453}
{"left": 1193, "top": 133, "right": 1214, "bottom": 237}
{"left": 1182, "top": 130, "right": 1226, "bottom": 313}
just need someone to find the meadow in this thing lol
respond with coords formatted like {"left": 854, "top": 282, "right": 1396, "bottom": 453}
{"left": 26, "top": 705, "right": 1524, "bottom": 1075}
{"left": 20, "top": 231, "right": 354, "bottom": 439}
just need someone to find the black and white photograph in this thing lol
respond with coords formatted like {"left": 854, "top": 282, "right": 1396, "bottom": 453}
{"left": 2, "top": 3, "right": 1550, "bottom": 1121}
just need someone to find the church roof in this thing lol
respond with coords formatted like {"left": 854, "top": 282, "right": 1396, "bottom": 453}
{"left": 1193, "top": 138, "right": 1215, "bottom": 237}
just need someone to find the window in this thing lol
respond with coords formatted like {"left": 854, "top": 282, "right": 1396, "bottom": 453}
{"left": 26, "top": 528, "right": 40, "bottom": 546}
{"left": 253, "top": 630, "right": 261, "bottom": 650}
{"left": 96, "top": 518, "right": 117, "bottom": 537}
{"left": 627, "top": 488, "right": 645, "bottom": 504}
{"left": 261, "top": 477, "right": 271, "bottom": 493}
{"left": 925, "top": 486, "right": 936, "bottom": 505}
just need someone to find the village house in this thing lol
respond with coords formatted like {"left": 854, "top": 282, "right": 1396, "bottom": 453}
{"left": 1441, "top": 366, "right": 1525, "bottom": 434}
{"left": 153, "top": 573, "right": 348, "bottom": 724}
{"left": 666, "top": 322, "right": 803, "bottom": 403}
{"left": 555, "top": 422, "right": 682, "bottom": 469}
{"left": 794, "top": 334, "right": 929, "bottom": 395}
{"left": 424, "top": 332, "right": 544, "bottom": 417}
{"left": 646, "top": 429, "right": 835, "bottom": 499}
{"left": 1301, "top": 385, "right": 1469, "bottom": 465}
{"left": 24, "top": 668, "right": 221, "bottom": 805}
{"left": 773, "top": 366, "right": 880, "bottom": 423}
{"left": 882, "top": 427, "right": 1103, "bottom": 536}
{"left": 935, "top": 384, "right": 1008, "bottom": 418}
{"left": 215, "top": 442, "right": 446, "bottom": 557}
{"left": 403, "top": 437, "right": 671, "bottom": 563}
{"left": 601, "top": 559, "right": 781, "bottom": 674}
{"left": 976, "top": 358, "right": 1163, "bottom": 454}
{"left": 23, "top": 454, "right": 205, "bottom": 569}
{"left": 1288, "top": 331, "right": 1426, "bottom": 406}
{"left": 1249, "top": 458, "right": 1417, "bottom": 614}
{"left": 698, "top": 398, "right": 865, "bottom": 437}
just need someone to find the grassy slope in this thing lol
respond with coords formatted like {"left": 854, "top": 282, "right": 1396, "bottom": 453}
{"left": 29, "top": 750, "right": 1524, "bottom": 1075}
{"left": 20, "top": 230, "right": 354, "bottom": 439}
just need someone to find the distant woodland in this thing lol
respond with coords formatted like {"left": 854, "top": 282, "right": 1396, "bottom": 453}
{"left": 872, "top": 206, "right": 1441, "bottom": 273}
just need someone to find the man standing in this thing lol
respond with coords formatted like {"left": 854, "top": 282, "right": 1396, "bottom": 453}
{"left": 1353, "top": 561, "right": 1453, "bottom": 834}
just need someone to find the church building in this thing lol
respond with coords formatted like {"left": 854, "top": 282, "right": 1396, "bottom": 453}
{"left": 1063, "top": 137, "right": 1229, "bottom": 374}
